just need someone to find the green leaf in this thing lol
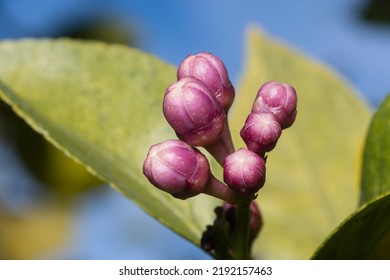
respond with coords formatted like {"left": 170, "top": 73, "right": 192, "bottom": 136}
{"left": 0, "top": 101, "right": 101, "bottom": 197}
{"left": 360, "top": 93, "right": 390, "bottom": 204}
{"left": 312, "top": 192, "right": 390, "bottom": 259}
{"left": 232, "top": 27, "right": 372, "bottom": 259}
{"left": 0, "top": 39, "right": 220, "bottom": 247}
{"left": 0, "top": 28, "right": 374, "bottom": 260}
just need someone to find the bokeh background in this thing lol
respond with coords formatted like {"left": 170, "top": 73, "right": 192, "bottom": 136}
{"left": 0, "top": 0, "right": 389, "bottom": 259}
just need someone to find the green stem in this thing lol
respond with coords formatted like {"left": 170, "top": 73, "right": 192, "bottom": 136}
{"left": 234, "top": 200, "right": 251, "bottom": 259}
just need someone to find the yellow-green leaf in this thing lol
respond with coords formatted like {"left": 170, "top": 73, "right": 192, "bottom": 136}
{"left": 0, "top": 28, "right": 374, "bottom": 259}
{"left": 0, "top": 39, "right": 220, "bottom": 247}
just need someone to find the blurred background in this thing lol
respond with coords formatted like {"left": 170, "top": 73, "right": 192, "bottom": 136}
{"left": 0, "top": 0, "right": 389, "bottom": 259}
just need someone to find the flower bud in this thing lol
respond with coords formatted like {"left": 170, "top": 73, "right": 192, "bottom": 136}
{"left": 163, "top": 76, "right": 225, "bottom": 147}
{"left": 177, "top": 52, "right": 235, "bottom": 112}
{"left": 248, "top": 201, "right": 263, "bottom": 242}
{"left": 252, "top": 81, "right": 297, "bottom": 129}
{"left": 223, "top": 201, "right": 263, "bottom": 243}
{"left": 240, "top": 112, "right": 282, "bottom": 156}
{"left": 143, "top": 140, "right": 210, "bottom": 199}
{"left": 223, "top": 148, "right": 266, "bottom": 196}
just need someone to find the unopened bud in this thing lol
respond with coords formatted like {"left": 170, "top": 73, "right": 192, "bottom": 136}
{"left": 163, "top": 77, "right": 225, "bottom": 146}
{"left": 248, "top": 201, "right": 263, "bottom": 242}
{"left": 252, "top": 81, "right": 297, "bottom": 129}
{"left": 143, "top": 140, "right": 210, "bottom": 199}
{"left": 240, "top": 112, "right": 282, "bottom": 156}
{"left": 223, "top": 148, "right": 266, "bottom": 196}
{"left": 223, "top": 201, "right": 263, "bottom": 243}
{"left": 177, "top": 52, "right": 235, "bottom": 112}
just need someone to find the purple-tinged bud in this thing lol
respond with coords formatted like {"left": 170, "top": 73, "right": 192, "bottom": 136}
{"left": 223, "top": 201, "right": 263, "bottom": 243}
{"left": 223, "top": 148, "right": 266, "bottom": 196}
{"left": 177, "top": 52, "right": 235, "bottom": 112}
{"left": 248, "top": 201, "right": 263, "bottom": 242}
{"left": 240, "top": 112, "right": 282, "bottom": 156}
{"left": 252, "top": 81, "right": 297, "bottom": 129}
{"left": 143, "top": 140, "right": 210, "bottom": 199}
{"left": 163, "top": 77, "right": 225, "bottom": 147}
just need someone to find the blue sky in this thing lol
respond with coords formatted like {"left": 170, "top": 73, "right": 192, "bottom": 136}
{"left": 1, "top": 0, "right": 389, "bottom": 105}
{"left": 1, "top": 0, "right": 390, "bottom": 259}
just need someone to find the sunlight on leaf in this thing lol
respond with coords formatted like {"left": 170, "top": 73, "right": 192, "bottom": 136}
{"left": 0, "top": 39, "right": 219, "bottom": 248}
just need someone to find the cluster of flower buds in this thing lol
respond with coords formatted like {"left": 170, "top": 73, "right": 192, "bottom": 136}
{"left": 143, "top": 51, "right": 297, "bottom": 201}
{"left": 143, "top": 51, "right": 297, "bottom": 254}
{"left": 144, "top": 51, "right": 239, "bottom": 202}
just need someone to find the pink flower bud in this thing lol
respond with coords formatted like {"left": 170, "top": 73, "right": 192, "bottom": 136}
{"left": 252, "top": 81, "right": 297, "bottom": 129}
{"left": 223, "top": 148, "right": 266, "bottom": 196}
{"left": 177, "top": 52, "right": 235, "bottom": 112}
{"left": 143, "top": 140, "right": 210, "bottom": 199}
{"left": 240, "top": 112, "right": 282, "bottom": 156}
{"left": 163, "top": 77, "right": 225, "bottom": 147}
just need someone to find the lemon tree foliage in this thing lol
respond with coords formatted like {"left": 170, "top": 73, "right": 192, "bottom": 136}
{"left": 2, "top": 28, "right": 389, "bottom": 259}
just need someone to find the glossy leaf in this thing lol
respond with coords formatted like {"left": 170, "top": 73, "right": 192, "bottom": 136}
{"left": 312, "top": 192, "right": 390, "bottom": 259}
{"left": 0, "top": 39, "right": 220, "bottom": 247}
{"left": 232, "top": 27, "right": 372, "bottom": 259}
{"left": 0, "top": 101, "right": 101, "bottom": 196}
{"left": 0, "top": 29, "right": 374, "bottom": 260}
{"left": 360, "top": 93, "right": 390, "bottom": 204}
